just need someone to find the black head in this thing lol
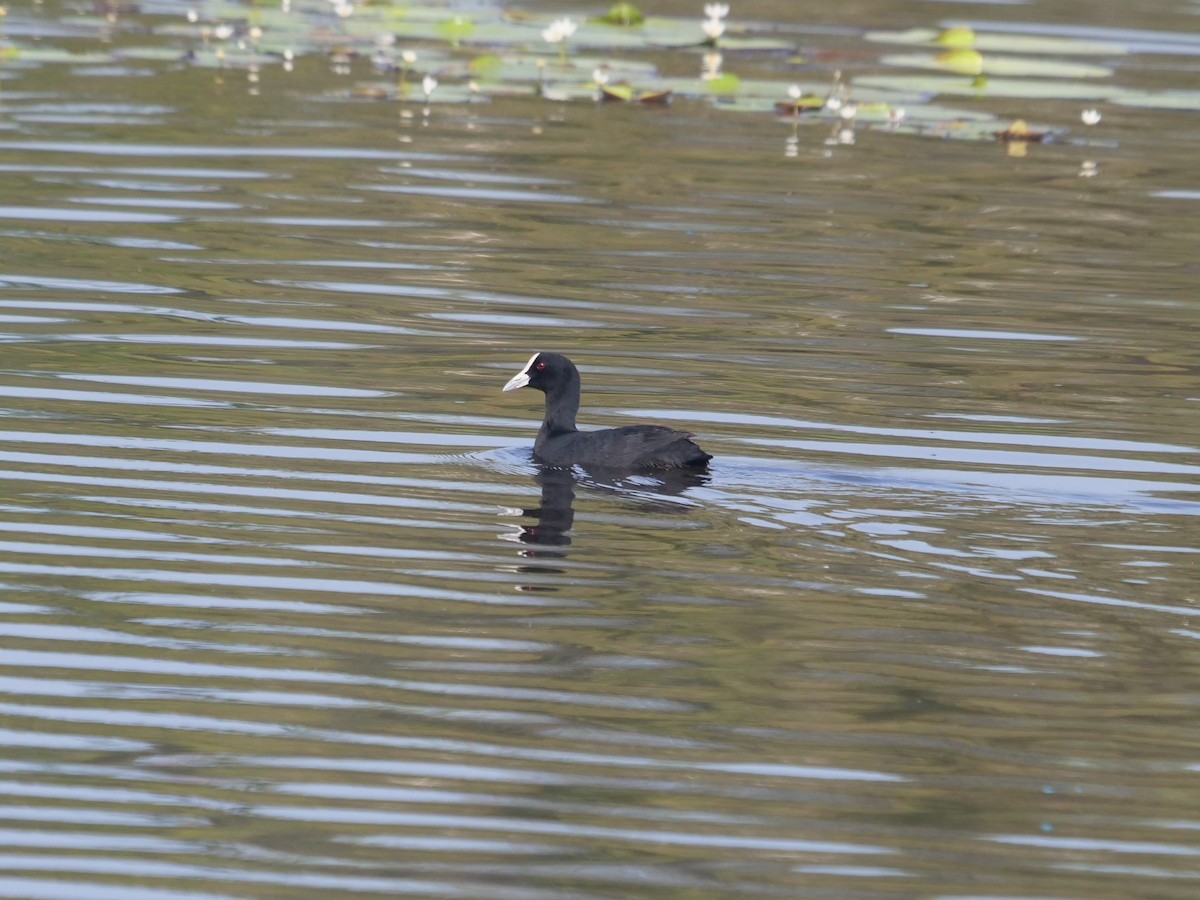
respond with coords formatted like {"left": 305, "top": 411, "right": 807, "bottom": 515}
{"left": 502, "top": 352, "right": 577, "bottom": 394}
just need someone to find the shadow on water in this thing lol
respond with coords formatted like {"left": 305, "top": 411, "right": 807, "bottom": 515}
{"left": 504, "top": 463, "right": 711, "bottom": 555}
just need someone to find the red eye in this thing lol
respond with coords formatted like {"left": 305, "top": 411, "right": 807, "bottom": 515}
{"left": 536, "top": 362, "right": 546, "bottom": 370}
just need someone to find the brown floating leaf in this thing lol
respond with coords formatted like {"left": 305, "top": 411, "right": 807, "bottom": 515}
{"left": 773, "top": 97, "right": 824, "bottom": 115}
{"left": 993, "top": 119, "right": 1047, "bottom": 142}
{"left": 635, "top": 88, "right": 672, "bottom": 105}
{"left": 599, "top": 84, "right": 672, "bottom": 104}
{"left": 599, "top": 83, "right": 634, "bottom": 102}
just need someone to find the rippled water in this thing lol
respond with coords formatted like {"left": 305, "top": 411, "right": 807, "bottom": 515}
{"left": 0, "top": 1, "right": 1198, "bottom": 898}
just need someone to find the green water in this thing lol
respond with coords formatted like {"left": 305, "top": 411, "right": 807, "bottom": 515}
{"left": 0, "top": 1, "right": 1197, "bottom": 898}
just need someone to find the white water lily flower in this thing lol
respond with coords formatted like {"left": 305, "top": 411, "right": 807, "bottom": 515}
{"left": 701, "top": 18, "right": 726, "bottom": 40}
{"left": 421, "top": 74, "right": 437, "bottom": 98}
{"left": 701, "top": 51, "right": 723, "bottom": 80}
{"left": 592, "top": 67, "right": 610, "bottom": 86}
{"left": 704, "top": 3, "right": 730, "bottom": 19}
{"left": 402, "top": 49, "right": 417, "bottom": 65}
{"left": 788, "top": 84, "right": 802, "bottom": 100}
{"left": 542, "top": 17, "right": 577, "bottom": 44}
{"left": 1081, "top": 108, "right": 1101, "bottom": 126}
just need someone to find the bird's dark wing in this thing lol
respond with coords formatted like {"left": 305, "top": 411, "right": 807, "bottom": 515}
{"left": 538, "top": 425, "right": 710, "bottom": 469}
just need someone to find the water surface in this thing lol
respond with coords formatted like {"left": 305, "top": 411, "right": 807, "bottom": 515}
{"left": 0, "top": 1, "right": 1198, "bottom": 898}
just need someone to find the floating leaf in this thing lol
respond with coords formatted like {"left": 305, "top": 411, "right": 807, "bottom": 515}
{"left": 774, "top": 95, "right": 825, "bottom": 115}
{"left": 116, "top": 47, "right": 191, "bottom": 62}
{"left": 993, "top": 119, "right": 1048, "bottom": 141}
{"left": 935, "top": 49, "right": 983, "bottom": 76}
{"left": 869, "top": 102, "right": 994, "bottom": 124}
{"left": 343, "top": 80, "right": 482, "bottom": 104}
{"left": 854, "top": 73, "right": 1127, "bottom": 101}
{"left": 636, "top": 89, "right": 671, "bottom": 105}
{"left": 934, "top": 26, "right": 976, "bottom": 49}
{"left": 1113, "top": 89, "right": 1200, "bottom": 111}
{"left": 459, "top": 53, "right": 657, "bottom": 86}
{"left": 183, "top": 48, "right": 281, "bottom": 69}
{"left": 468, "top": 54, "right": 503, "bottom": 81}
{"left": 992, "top": 119, "right": 1049, "bottom": 157}
{"left": 350, "top": 18, "right": 530, "bottom": 48}
{"left": 599, "top": 84, "right": 671, "bottom": 104}
{"left": 703, "top": 73, "right": 742, "bottom": 96}
{"left": 1, "top": 45, "right": 115, "bottom": 64}
{"left": 883, "top": 52, "right": 1112, "bottom": 79}
{"left": 702, "top": 35, "right": 799, "bottom": 53}
{"left": 600, "top": 83, "right": 634, "bottom": 101}
{"left": 437, "top": 15, "right": 476, "bottom": 46}
{"left": 867, "top": 28, "right": 1127, "bottom": 56}
{"left": 596, "top": 3, "right": 645, "bottom": 27}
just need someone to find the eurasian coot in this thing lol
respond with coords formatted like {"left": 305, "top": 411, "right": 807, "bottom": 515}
{"left": 502, "top": 352, "right": 712, "bottom": 470}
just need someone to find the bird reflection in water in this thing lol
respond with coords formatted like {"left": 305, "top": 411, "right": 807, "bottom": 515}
{"left": 501, "top": 464, "right": 710, "bottom": 573}
{"left": 514, "top": 466, "right": 578, "bottom": 551}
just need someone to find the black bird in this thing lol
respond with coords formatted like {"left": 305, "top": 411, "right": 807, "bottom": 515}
{"left": 502, "top": 352, "right": 712, "bottom": 470}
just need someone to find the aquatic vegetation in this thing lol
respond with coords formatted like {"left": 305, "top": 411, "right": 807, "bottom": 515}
{"left": 541, "top": 16, "right": 577, "bottom": 66}
{"left": 597, "top": 3, "right": 645, "bottom": 27}
{"left": 8, "top": 1, "right": 1196, "bottom": 143}
{"left": 701, "top": 4, "right": 730, "bottom": 46}
{"left": 992, "top": 118, "right": 1050, "bottom": 158}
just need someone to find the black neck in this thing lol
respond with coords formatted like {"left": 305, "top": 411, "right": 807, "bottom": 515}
{"left": 540, "top": 368, "right": 580, "bottom": 435}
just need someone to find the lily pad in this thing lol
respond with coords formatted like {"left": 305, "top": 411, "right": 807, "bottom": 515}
{"left": 881, "top": 52, "right": 1113, "bottom": 79}
{"left": 1112, "top": 89, "right": 1200, "bottom": 111}
{"left": 773, "top": 95, "right": 827, "bottom": 114}
{"left": 854, "top": 73, "right": 1128, "bottom": 101}
{"left": 595, "top": 3, "right": 646, "bottom": 27}
{"left": 714, "top": 36, "right": 799, "bottom": 53}
{"left": 115, "top": 47, "right": 193, "bottom": 62}
{"left": 1, "top": 45, "right": 115, "bottom": 65}
{"left": 866, "top": 27, "right": 1128, "bottom": 56}
{"left": 184, "top": 47, "right": 282, "bottom": 69}
{"left": 451, "top": 53, "right": 657, "bottom": 87}
{"left": 599, "top": 84, "right": 671, "bottom": 104}
{"left": 22, "top": 0, "right": 1192, "bottom": 149}
{"left": 436, "top": 15, "right": 477, "bottom": 46}
{"left": 703, "top": 73, "right": 742, "bottom": 96}
{"left": 343, "top": 80, "right": 482, "bottom": 104}
{"left": 930, "top": 49, "right": 983, "bottom": 76}
{"left": 557, "top": 17, "right": 698, "bottom": 51}
{"left": 933, "top": 26, "right": 977, "bottom": 49}
{"left": 902, "top": 118, "right": 1039, "bottom": 143}
{"left": 871, "top": 102, "right": 995, "bottom": 125}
